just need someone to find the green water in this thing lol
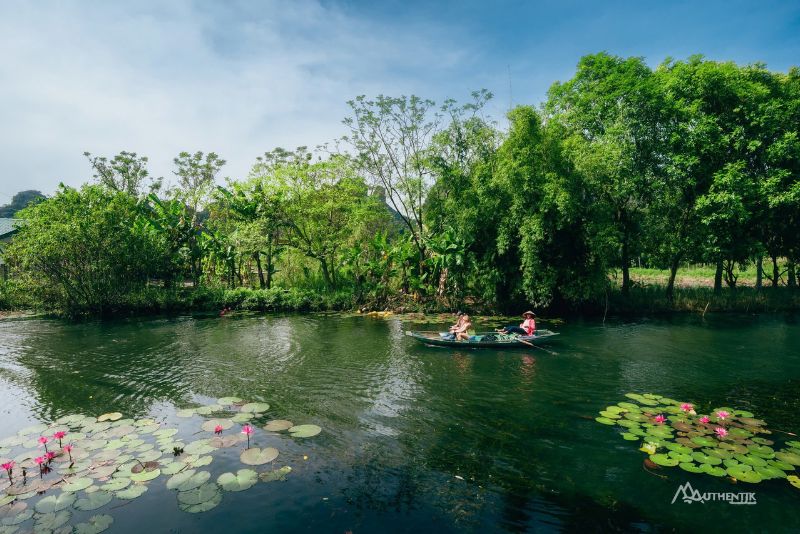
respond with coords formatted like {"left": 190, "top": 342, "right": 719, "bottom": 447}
{"left": 1, "top": 313, "right": 799, "bottom": 532}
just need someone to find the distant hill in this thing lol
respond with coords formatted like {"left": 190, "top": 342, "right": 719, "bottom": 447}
{"left": 0, "top": 190, "right": 45, "bottom": 217}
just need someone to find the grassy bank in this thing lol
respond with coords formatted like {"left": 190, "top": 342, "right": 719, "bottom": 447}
{"left": 1, "top": 278, "right": 798, "bottom": 318}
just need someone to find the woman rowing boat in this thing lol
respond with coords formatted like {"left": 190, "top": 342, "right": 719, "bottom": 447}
{"left": 497, "top": 311, "right": 536, "bottom": 336}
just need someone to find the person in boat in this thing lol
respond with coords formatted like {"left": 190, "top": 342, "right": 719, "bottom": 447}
{"left": 497, "top": 311, "right": 536, "bottom": 337}
{"left": 453, "top": 314, "right": 473, "bottom": 341}
{"left": 448, "top": 311, "right": 466, "bottom": 334}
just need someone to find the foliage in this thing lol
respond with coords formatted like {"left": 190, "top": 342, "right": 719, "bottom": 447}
{"left": 0, "top": 190, "right": 45, "bottom": 217}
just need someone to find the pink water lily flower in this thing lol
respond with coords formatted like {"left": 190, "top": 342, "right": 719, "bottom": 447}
{"left": 34, "top": 456, "right": 44, "bottom": 466}
{"left": 242, "top": 425, "right": 254, "bottom": 449}
{"left": 716, "top": 410, "right": 729, "bottom": 420}
{"left": 214, "top": 425, "right": 223, "bottom": 435}
{"left": 38, "top": 436, "right": 49, "bottom": 453}
{"left": 45, "top": 451, "right": 56, "bottom": 462}
{"left": 699, "top": 416, "right": 710, "bottom": 424}
{"left": 653, "top": 414, "right": 666, "bottom": 424}
{"left": 715, "top": 427, "right": 728, "bottom": 438}
{"left": 680, "top": 403, "right": 694, "bottom": 412}
{"left": 1, "top": 461, "right": 14, "bottom": 482}
{"left": 53, "top": 431, "right": 66, "bottom": 446}
{"left": 63, "top": 444, "right": 73, "bottom": 462}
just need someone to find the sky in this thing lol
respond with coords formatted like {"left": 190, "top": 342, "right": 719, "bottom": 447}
{"left": 1, "top": 0, "right": 799, "bottom": 198}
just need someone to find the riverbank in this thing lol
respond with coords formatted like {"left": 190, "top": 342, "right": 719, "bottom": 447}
{"left": 2, "top": 280, "right": 799, "bottom": 319}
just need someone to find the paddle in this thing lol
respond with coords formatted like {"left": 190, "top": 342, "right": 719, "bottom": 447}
{"left": 494, "top": 324, "right": 558, "bottom": 354}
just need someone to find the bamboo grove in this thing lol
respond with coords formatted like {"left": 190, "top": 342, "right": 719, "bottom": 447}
{"left": 4, "top": 54, "right": 800, "bottom": 314}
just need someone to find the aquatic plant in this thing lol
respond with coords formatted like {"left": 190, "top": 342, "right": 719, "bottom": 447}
{"left": 0, "top": 396, "right": 323, "bottom": 530}
{"left": 241, "top": 425, "right": 254, "bottom": 449}
{"left": 597, "top": 393, "right": 800, "bottom": 489}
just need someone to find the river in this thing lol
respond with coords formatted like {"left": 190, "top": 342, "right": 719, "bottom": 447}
{"left": 0, "top": 313, "right": 798, "bottom": 532}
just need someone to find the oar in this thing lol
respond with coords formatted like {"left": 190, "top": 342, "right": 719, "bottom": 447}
{"left": 516, "top": 338, "right": 558, "bottom": 355}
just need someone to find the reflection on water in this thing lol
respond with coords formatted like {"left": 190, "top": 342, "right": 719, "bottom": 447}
{"left": 0, "top": 313, "right": 799, "bottom": 532}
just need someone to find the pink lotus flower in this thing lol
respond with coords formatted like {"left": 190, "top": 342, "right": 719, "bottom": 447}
{"left": 63, "top": 444, "right": 73, "bottom": 462}
{"left": 38, "top": 436, "right": 49, "bottom": 452}
{"left": 680, "top": 403, "right": 694, "bottom": 412}
{"left": 715, "top": 427, "right": 728, "bottom": 438}
{"left": 214, "top": 425, "right": 223, "bottom": 435}
{"left": 53, "top": 431, "right": 66, "bottom": 446}
{"left": 242, "top": 425, "right": 254, "bottom": 449}
{"left": 1, "top": 461, "right": 13, "bottom": 482}
{"left": 716, "top": 410, "right": 729, "bottom": 420}
{"left": 653, "top": 414, "right": 666, "bottom": 424}
{"left": 34, "top": 456, "right": 45, "bottom": 465}
{"left": 45, "top": 451, "right": 56, "bottom": 463}
{"left": 699, "top": 416, "right": 710, "bottom": 424}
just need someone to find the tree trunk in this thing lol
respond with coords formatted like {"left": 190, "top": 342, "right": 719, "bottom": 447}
{"left": 666, "top": 252, "right": 681, "bottom": 299}
{"left": 320, "top": 259, "right": 334, "bottom": 290}
{"left": 756, "top": 255, "right": 763, "bottom": 290}
{"left": 789, "top": 261, "right": 797, "bottom": 289}
{"left": 713, "top": 259, "right": 723, "bottom": 294}
{"left": 254, "top": 253, "right": 265, "bottom": 289}
{"left": 621, "top": 238, "right": 631, "bottom": 296}
{"left": 772, "top": 255, "right": 780, "bottom": 288}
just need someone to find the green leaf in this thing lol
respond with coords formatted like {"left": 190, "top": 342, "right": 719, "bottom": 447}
{"left": 240, "top": 447, "right": 278, "bottom": 466}
{"left": 74, "top": 514, "right": 113, "bottom": 534}
{"left": 217, "top": 469, "right": 258, "bottom": 492}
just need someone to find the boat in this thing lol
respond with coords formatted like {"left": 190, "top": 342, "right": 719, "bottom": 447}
{"left": 405, "top": 329, "right": 559, "bottom": 349}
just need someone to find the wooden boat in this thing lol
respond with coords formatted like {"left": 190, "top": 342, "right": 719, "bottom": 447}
{"left": 405, "top": 329, "right": 559, "bottom": 349}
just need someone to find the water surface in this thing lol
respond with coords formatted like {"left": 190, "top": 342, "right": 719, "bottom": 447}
{"left": 1, "top": 313, "right": 799, "bottom": 532}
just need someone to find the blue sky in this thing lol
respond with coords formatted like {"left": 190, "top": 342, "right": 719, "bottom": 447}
{"left": 1, "top": 0, "right": 798, "bottom": 197}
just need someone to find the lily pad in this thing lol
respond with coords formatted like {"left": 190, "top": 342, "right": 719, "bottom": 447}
{"left": 230, "top": 414, "right": 253, "bottom": 423}
{"left": 755, "top": 465, "right": 787, "bottom": 480}
{"left": 209, "top": 435, "right": 241, "bottom": 448}
{"left": 177, "top": 482, "right": 222, "bottom": 513}
{"left": 595, "top": 417, "right": 615, "bottom": 425}
{"left": 97, "top": 413, "right": 123, "bottom": 422}
{"left": 116, "top": 485, "right": 148, "bottom": 500}
{"left": 691, "top": 436, "right": 717, "bottom": 447}
{"left": 240, "top": 447, "right": 278, "bottom": 466}
{"left": 217, "top": 469, "right": 258, "bottom": 491}
{"left": 259, "top": 466, "right": 292, "bottom": 482}
{"left": 176, "top": 409, "right": 195, "bottom": 418}
{"left": 161, "top": 462, "right": 188, "bottom": 475}
{"left": 788, "top": 475, "right": 800, "bottom": 489}
{"left": 1, "top": 509, "right": 32, "bottom": 527}
{"left": 62, "top": 477, "right": 94, "bottom": 493}
{"left": 775, "top": 451, "right": 800, "bottom": 466}
{"left": 74, "top": 491, "right": 113, "bottom": 511}
{"left": 33, "top": 510, "right": 71, "bottom": 531}
{"left": 100, "top": 478, "right": 131, "bottom": 491}
{"left": 217, "top": 397, "right": 242, "bottom": 406}
{"left": 153, "top": 429, "right": 179, "bottom": 440}
{"left": 679, "top": 462, "right": 704, "bottom": 473}
{"left": 699, "top": 463, "right": 726, "bottom": 477}
{"left": 201, "top": 419, "right": 233, "bottom": 433}
{"left": 16, "top": 424, "right": 47, "bottom": 437}
{"left": 727, "top": 464, "right": 763, "bottom": 483}
{"left": 130, "top": 468, "right": 161, "bottom": 482}
{"left": 736, "top": 454, "right": 768, "bottom": 467}
{"left": 692, "top": 452, "right": 722, "bottom": 465}
{"left": 288, "top": 424, "right": 322, "bottom": 438}
{"left": 74, "top": 514, "right": 113, "bottom": 534}
{"left": 263, "top": 420, "right": 293, "bottom": 432}
{"left": 650, "top": 454, "right": 679, "bottom": 467}
{"left": 184, "top": 440, "right": 215, "bottom": 456}
{"left": 769, "top": 459, "right": 795, "bottom": 471}
{"left": 35, "top": 493, "right": 76, "bottom": 513}
{"left": 166, "top": 469, "right": 210, "bottom": 492}
{"left": 240, "top": 402, "right": 270, "bottom": 413}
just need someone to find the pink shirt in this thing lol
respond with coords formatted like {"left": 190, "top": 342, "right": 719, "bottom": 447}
{"left": 520, "top": 318, "right": 536, "bottom": 336}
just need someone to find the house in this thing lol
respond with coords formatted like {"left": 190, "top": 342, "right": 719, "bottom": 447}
{"left": 0, "top": 218, "right": 21, "bottom": 281}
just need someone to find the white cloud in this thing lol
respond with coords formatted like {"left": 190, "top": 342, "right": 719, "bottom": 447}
{"left": 0, "top": 0, "right": 478, "bottom": 196}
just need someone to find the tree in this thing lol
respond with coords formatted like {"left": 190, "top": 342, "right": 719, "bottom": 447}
{"left": 0, "top": 190, "right": 45, "bottom": 217}
{"left": 546, "top": 53, "right": 667, "bottom": 295}
{"left": 6, "top": 185, "right": 158, "bottom": 314}
{"left": 171, "top": 151, "right": 227, "bottom": 285}
{"left": 84, "top": 151, "right": 161, "bottom": 197}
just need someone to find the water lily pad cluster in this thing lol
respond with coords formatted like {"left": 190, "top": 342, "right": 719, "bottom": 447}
{"left": 0, "top": 397, "right": 323, "bottom": 531}
{"left": 596, "top": 393, "right": 800, "bottom": 487}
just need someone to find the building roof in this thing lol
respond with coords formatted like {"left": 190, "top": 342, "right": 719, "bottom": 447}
{"left": 0, "top": 218, "right": 21, "bottom": 239}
